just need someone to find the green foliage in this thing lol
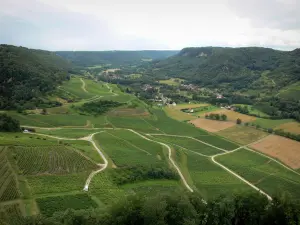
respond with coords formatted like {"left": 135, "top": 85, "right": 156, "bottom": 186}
{"left": 77, "top": 100, "right": 123, "bottom": 115}
{"left": 0, "top": 45, "right": 70, "bottom": 109}
{"left": 0, "top": 113, "right": 20, "bottom": 132}
{"left": 206, "top": 113, "right": 227, "bottom": 121}
{"left": 236, "top": 118, "right": 242, "bottom": 124}
{"left": 36, "top": 194, "right": 98, "bottom": 217}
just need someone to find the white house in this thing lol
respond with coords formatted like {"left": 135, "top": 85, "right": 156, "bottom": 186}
{"left": 172, "top": 102, "right": 177, "bottom": 106}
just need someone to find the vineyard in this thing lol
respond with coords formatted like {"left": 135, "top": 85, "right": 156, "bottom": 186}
{"left": 216, "top": 149, "right": 300, "bottom": 200}
{"left": 36, "top": 193, "right": 98, "bottom": 217}
{"left": 0, "top": 202, "right": 24, "bottom": 225}
{"left": 13, "top": 145, "right": 99, "bottom": 175}
{"left": 0, "top": 147, "right": 20, "bottom": 202}
{"left": 150, "top": 135, "right": 223, "bottom": 156}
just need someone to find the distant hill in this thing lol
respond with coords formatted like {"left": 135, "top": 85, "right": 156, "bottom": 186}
{"left": 0, "top": 45, "right": 70, "bottom": 109}
{"left": 150, "top": 47, "right": 300, "bottom": 97}
{"left": 56, "top": 50, "right": 178, "bottom": 67}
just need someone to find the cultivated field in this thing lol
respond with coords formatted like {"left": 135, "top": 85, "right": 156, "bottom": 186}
{"left": 252, "top": 118, "right": 294, "bottom": 129}
{"left": 217, "top": 125, "right": 269, "bottom": 145}
{"left": 164, "top": 107, "right": 196, "bottom": 121}
{"left": 173, "top": 103, "right": 209, "bottom": 110}
{"left": 159, "top": 78, "right": 185, "bottom": 86}
{"left": 216, "top": 149, "right": 300, "bottom": 200}
{"left": 13, "top": 145, "right": 99, "bottom": 175}
{"left": 275, "top": 121, "right": 300, "bottom": 135}
{"left": 250, "top": 135, "right": 300, "bottom": 169}
{"left": 109, "top": 107, "right": 149, "bottom": 117}
{"left": 190, "top": 118, "right": 236, "bottom": 132}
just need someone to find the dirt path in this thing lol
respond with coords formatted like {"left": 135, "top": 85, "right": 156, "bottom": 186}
{"left": 24, "top": 132, "right": 108, "bottom": 191}
{"left": 80, "top": 78, "right": 88, "bottom": 93}
{"left": 128, "top": 129, "right": 194, "bottom": 192}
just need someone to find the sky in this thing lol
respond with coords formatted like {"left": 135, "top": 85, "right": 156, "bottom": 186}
{"left": 0, "top": 0, "right": 300, "bottom": 51}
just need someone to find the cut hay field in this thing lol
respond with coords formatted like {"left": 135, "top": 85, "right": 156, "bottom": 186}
{"left": 275, "top": 121, "right": 300, "bottom": 135}
{"left": 216, "top": 149, "right": 300, "bottom": 200}
{"left": 217, "top": 125, "right": 269, "bottom": 145}
{"left": 190, "top": 118, "right": 236, "bottom": 132}
{"left": 250, "top": 135, "right": 300, "bottom": 169}
{"left": 252, "top": 118, "right": 294, "bottom": 129}
{"left": 164, "top": 107, "right": 196, "bottom": 121}
{"left": 178, "top": 149, "right": 251, "bottom": 199}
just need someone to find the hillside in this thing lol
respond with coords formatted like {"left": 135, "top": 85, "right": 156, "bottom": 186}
{"left": 150, "top": 47, "right": 300, "bottom": 94}
{"left": 0, "top": 45, "right": 71, "bottom": 110}
{"left": 56, "top": 50, "right": 178, "bottom": 67}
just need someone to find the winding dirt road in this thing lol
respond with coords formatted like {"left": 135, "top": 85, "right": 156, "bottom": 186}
{"left": 80, "top": 78, "right": 88, "bottom": 93}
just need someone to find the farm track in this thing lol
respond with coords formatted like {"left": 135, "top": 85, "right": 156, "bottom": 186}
{"left": 80, "top": 78, "right": 88, "bottom": 93}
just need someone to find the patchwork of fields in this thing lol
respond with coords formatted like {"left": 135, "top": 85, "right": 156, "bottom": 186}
{"left": 2, "top": 75, "right": 300, "bottom": 221}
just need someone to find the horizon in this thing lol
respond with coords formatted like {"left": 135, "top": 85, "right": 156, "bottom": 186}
{"left": 1, "top": 0, "right": 300, "bottom": 51}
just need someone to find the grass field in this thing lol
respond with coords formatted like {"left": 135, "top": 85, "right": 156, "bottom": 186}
{"left": 217, "top": 125, "right": 268, "bottom": 145}
{"left": 36, "top": 128, "right": 97, "bottom": 138}
{"left": 164, "top": 107, "right": 196, "bottom": 121}
{"left": 60, "top": 77, "right": 94, "bottom": 99}
{"left": 159, "top": 78, "right": 185, "bottom": 86}
{"left": 0, "top": 133, "right": 58, "bottom": 146}
{"left": 174, "top": 103, "right": 209, "bottom": 110}
{"left": 216, "top": 149, "right": 300, "bottom": 200}
{"left": 252, "top": 118, "right": 294, "bottom": 129}
{"left": 234, "top": 104, "right": 271, "bottom": 118}
{"left": 193, "top": 105, "right": 219, "bottom": 115}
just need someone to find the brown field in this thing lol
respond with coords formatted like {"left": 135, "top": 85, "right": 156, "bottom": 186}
{"left": 250, "top": 135, "right": 300, "bottom": 169}
{"left": 204, "top": 109, "right": 256, "bottom": 123}
{"left": 174, "top": 103, "right": 209, "bottom": 110}
{"left": 276, "top": 122, "right": 300, "bottom": 135}
{"left": 108, "top": 108, "right": 149, "bottom": 117}
{"left": 164, "top": 107, "right": 196, "bottom": 121}
{"left": 217, "top": 125, "right": 269, "bottom": 145}
{"left": 189, "top": 118, "right": 236, "bottom": 132}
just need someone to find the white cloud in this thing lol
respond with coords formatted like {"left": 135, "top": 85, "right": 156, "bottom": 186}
{"left": 0, "top": 0, "right": 299, "bottom": 50}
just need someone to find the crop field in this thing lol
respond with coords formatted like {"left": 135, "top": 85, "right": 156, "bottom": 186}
{"left": 275, "top": 121, "right": 300, "bottom": 135}
{"left": 206, "top": 109, "right": 257, "bottom": 122}
{"left": 108, "top": 107, "right": 149, "bottom": 117}
{"left": 84, "top": 79, "right": 111, "bottom": 96}
{"left": 0, "top": 202, "right": 24, "bottom": 225}
{"left": 36, "top": 193, "right": 98, "bottom": 217}
{"left": 0, "top": 147, "right": 20, "bottom": 202}
{"left": 60, "top": 77, "right": 94, "bottom": 99}
{"left": 183, "top": 150, "right": 251, "bottom": 199}
{"left": 193, "top": 105, "right": 219, "bottom": 115}
{"left": 250, "top": 135, "right": 300, "bottom": 169}
{"left": 150, "top": 135, "right": 223, "bottom": 156}
{"left": 190, "top": 118, "right": 236, "bottom": 132}
{"left": 252, "top": 118, "right": 294, "bottom": 129}
{"left": 216, "top": 149, "right": 300, "bottom": 199}
{"left": 107, "top": 116, "right": 158, "bottom": 133}
{"left": 27, "top": 172, "right": 89, "bottom": 195}
{"left": 0, "top": 133, "right": 59, "bottom": 146}
{"left": 173, "top": 103, "right": 209, "bottom": 110}
{"left": 13, "top": 145, "right": 99, "bottom": 175}
{"left": 217, "top": 125, "right": 268, "bottom": 145}
{"left": 164, "top": 107, "right": 196, "bottom": 121}
{"left": 94, "top": 131, "right": 166, "bottom": 168}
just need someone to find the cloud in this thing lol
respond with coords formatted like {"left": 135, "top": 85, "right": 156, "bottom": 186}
{"left": 0, "top": 0, "right": 299, "bottom": 50}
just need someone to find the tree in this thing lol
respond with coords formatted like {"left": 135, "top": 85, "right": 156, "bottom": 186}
{"left": 236, "top": 118, "right": 242, "bottom": 124}
{"left": 215, "top": 114, "right": 220, "bottom": 120}
{"left": 221, "top": 114, "right": 227, "bottom": 121}
{"left": 268, "top": 128, "right": 273, "bottom": 133}
{"left": 41, "top": 108, "right": 47, "bottom": 115}
{"left": 0, "top": 113, "right": 20, "bottom": 132}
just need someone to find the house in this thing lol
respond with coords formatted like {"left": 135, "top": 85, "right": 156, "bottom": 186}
{"left": 23, "top": 129, "right": 29, "bottom": 133}
{"left": 172, "top": 102, "right": 177, "bottom": 106}
{"left": 190, "top": 109, "right": 194, "bottom": 113}
{"left": 216, "top": 94, "right": 223, "bottom": 99}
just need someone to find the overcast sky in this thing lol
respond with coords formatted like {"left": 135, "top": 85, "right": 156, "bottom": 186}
{"left": 1, "top": 0, "right": 299, "bottom": 50}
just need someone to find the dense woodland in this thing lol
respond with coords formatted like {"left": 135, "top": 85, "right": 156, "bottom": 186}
{"left": 0, "top": 45, "right": 70, "bottom": 110}
{"left": 10, "top": 192, "right": 300, "bottom": 225}
{"left": 0, "top": 113, "right": 20, "bottom": 132}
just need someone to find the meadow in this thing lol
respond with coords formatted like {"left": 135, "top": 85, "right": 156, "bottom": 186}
{"left": 60, "top": 77, "right": 94, "bottom": 99}
{"left": 275, "top": 121, "right": 300, "bottom": 135}
{"left": 163, "top": 106, "right": 196, "bottom": 121}
{"left": 216, "top": 149, "right": 300, "bottom": 200}
{"left": 159, "top": 78, "right": 185, "bottom": 86}
{"left": 278, "top": 81, "right": 300, "bottom": 101}
{"left": 252, "top": 118, "right": 294, "bottom": 129}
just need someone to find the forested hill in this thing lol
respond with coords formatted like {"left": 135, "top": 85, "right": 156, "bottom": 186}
{"left": 56, "top": 50, "right": 178, "bottom": 67}
{"left": 0, "top": 45, "right": 70, "bottom": 109}
{"left": 150, "top": 47, "right": 300, "bottom": 92}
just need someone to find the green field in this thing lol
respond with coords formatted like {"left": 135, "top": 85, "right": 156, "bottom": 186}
{"left": 60, "top": 77, "right": 94, "bottom": 99}
{"left": 159, "top": 78, "right": 185, "bottom": 86}
{"left": 37, "top": 193, "right": 98, "bottom": 216}
{"left": 216, "top": 149, "right": 300, "bottom": 199}
{"left": 150, "top": 135, "right": 223, "bottom": 156}
{"left": 177, "top": 149, "right": 251, "bottom": 199}
{"left": 252, "top": 118, "right": 295, "bottom": 129}
{"left": 279, "top": 81, "right": 300, "bottom": 101}
{"left": 234, "top": 104, "right": 271, "bottom": 117}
